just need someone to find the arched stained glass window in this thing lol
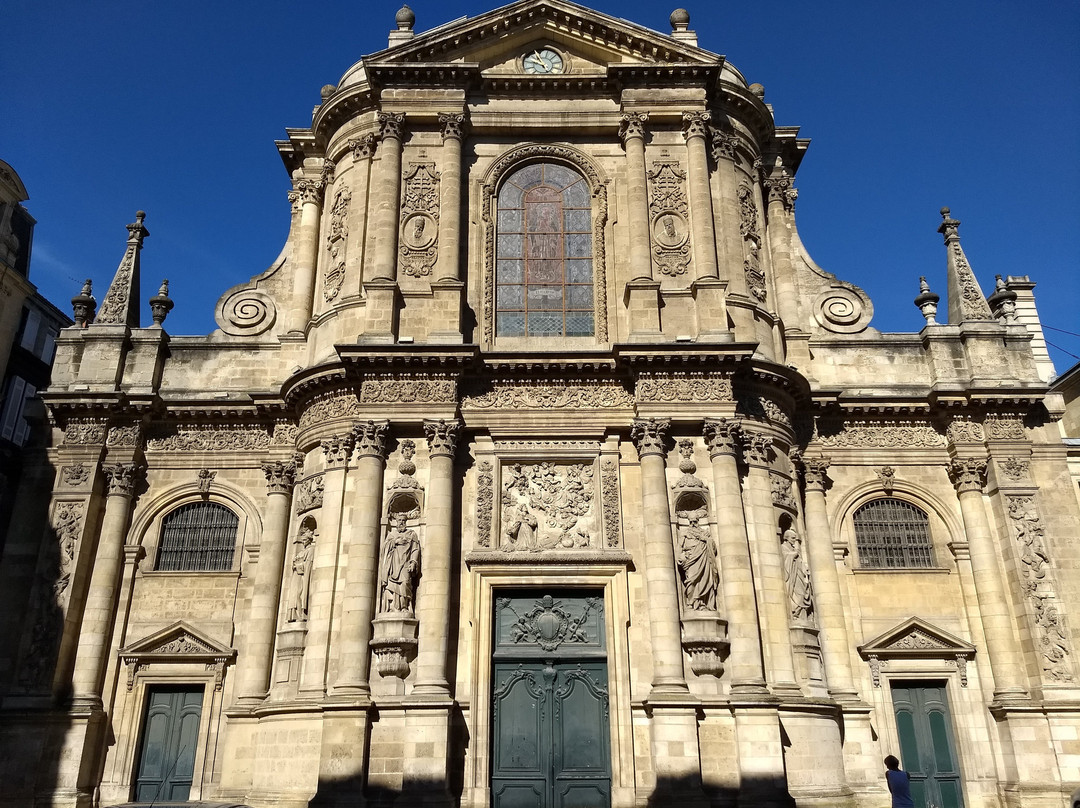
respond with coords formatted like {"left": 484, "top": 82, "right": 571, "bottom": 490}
{"left": 496, "top": 162, "right": 594, "bottom": 338}
{"left": 853, "top": 498, "right": 935, "bottom": 569}
{"left": 156, "top": 502, "right": 239, "bottom": 571}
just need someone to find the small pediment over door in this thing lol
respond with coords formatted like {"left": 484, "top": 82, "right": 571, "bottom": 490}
{"left": 119, "top": 621, "right": 236, "bottom": 691}
{"left": 857, "top": 617, "right": 976, "bottom": 688}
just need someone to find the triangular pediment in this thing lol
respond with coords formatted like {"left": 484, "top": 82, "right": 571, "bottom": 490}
{"left": 120, "top": 621, "right": 234, "bottom": 662}
{"left": 858, "top": 617, "right": 976, "bottom": 660}
{"left": 367, "top": 0, "right": 720, "bottom": 71}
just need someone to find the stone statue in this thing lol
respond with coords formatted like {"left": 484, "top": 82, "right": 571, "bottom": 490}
{"left": 380, "top": 512, "right": 421, "bottom": 614}
{"left": 505, "top": 502, "right": 539, "bottom": 551}
{"left": 676, "top": 510, "right": 718, "bottom": 611}
{"left": 781, "top": 527, "right": 814, "bottom": 622}
{"left": 285, "top": 522, "right": 317, "bottom": 622}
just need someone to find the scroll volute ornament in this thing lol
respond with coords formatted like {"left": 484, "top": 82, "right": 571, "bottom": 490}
{"left": 801, "top": 457, "right": 830, "bottom": 491}
{"left": 630, "top": 418, "right": 670, "bottom": 458}
{"left": 948, "top": 458, "right": 987, "bottom": 493}
{"left": 703, "top": 418, "right": 741, "bottom": 458}
{"left": 353, "top": 420, "right": 389, "bottom": 458}
{"left": 438, "top": 112, "right": 465, "bottom": 141}
{"left": 618, "top": 111, "right": 648, "bottom": 144}
{"left": 424, "top": 418, "right": 461, "bottom": 457}
{"left": 262, "top": 460, "right": 296, "bottom": 495}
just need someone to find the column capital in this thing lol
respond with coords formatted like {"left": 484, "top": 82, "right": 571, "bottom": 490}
{"left": 102, "top": 462, "right": 143, "bottom": 498}
{"left": 618, "top": 111, "right": 649, "bottom": 145}
{"left": 710, "top": 128, "right": 739, "bottom": 161}
{"left": 763, "top": 171, "right": 797, "bottom": 211}
{"left": 703, "top": 417, "right": 742, "bottom": 458}
{"left": 741, "top": 432, "right": 773, "bottom": 468}
{"left": 262, "top": 460, "right": 297, "bottom": 495}
{"left": 348, "top": 133, "right": 378, "bottom": 161}
{"left": 424, "top": 418, "right": 462, "bottom": 457}
{"left": 378, "top": 111, "right": 406, "bottom": 141}
{"left": 353, "top": 419, "right": 390, "bottom": 458}
{"left": 294, "top": 177, "right": 325, "bottom": 206}
{"left": 801, "top": 457, "right": 831, "bottom": 491}
{"left": 949, "top": 458, "right": 987, "bottom": 494}
{"left": 630, "top": 418, "right": 670, "bottom": 459}
{"left": 322, "top": 433, "right": 356, "bottom": 468}
{"left": 438, "top": 112, "right": 466, "bottom": 141}
{"left": 682, "top": 110, "right": 711, "bottom": 141}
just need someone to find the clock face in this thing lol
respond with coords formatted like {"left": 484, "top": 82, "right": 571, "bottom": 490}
{"left": 523, "top": 48, "right": 564, "bottom": 74}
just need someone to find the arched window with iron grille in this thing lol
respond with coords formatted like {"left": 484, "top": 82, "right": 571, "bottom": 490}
{"left": 853, "top": 498, "right": 935, "bottom": 569}
{"left": 156, "top": 502, "right": 239, "bottom": 572}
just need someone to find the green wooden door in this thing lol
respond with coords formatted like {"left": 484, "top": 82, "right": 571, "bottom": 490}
{"left": 492, "top": 592, "right": 610, "bottom": 808}
{"left": 892, "top": 681, "right": 964, "bottom": 808}
{"left": 134, "top": 685, "right": 204, "bottom": 802}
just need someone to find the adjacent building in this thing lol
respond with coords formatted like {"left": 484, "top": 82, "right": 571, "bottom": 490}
{"left": 1, "top": 2, "right": 1077, "bottom": 806}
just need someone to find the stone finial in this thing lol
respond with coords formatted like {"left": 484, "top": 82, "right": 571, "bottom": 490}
{"left": 669, "top": 9, "right": 697, "bottom": 45}
{"left": 149, "top": 280, "right": 174, "bottom": 326}
{"left": 94, "top": 211, "right": 148, "bottom": 327}
{"left": 320, "top": 84, "right": 337, "bottom": 101}
{"left": 389, "top": 4, "right": 415, "bottom": 45}
{"left": 749, "top": 83, "right": 765, "bottom": 99}
{"left": 937, "top": 207, "right": 993, "bottom": 323}
{"left": 987, "top": 274, "right": 1018, "bottom": 323}
{"left": 71, "top": 279, "right": 96, "bottom": 328}
{"left": 914, "top": 276, "right": 940, "bottom": 326}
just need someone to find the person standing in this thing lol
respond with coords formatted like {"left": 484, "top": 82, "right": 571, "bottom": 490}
{"left": 884, "top": 755, "right": 915, "bottom": 808}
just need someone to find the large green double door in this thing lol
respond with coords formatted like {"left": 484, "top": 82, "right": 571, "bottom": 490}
{"left": 892, "top": 681, "right": 965, "bottom": 808}
{"left": 492, "top": 592, "right": 611, "bottom": 808}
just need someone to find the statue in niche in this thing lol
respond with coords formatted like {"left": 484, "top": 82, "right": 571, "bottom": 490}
{"left": 781, "top": 526, "right": 814, "bottom": 623}
{"left": 380, "top": 511, "right": 421, "bottom": 614}
{"left": 285, "top": 521, "right": 317, "bottom": 622}
{"left": 504, "top": 502, "right": 539, "bottom": 552}
{"left": 676, "top": 508, "right": 718, "bottom": 611}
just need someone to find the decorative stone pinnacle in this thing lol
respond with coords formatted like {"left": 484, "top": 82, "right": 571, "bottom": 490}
{"left": 914, "top": 276, "right": 940, "bottom": 325}
{"left": 988, "top": 274, "right": 1019, "bottom": 323}
{"left": 618, "top": 112, "right": 648, "bottom": 145}
{"left": 395, "top": 4, "right": 415, "bottom": 30}
{"left": 149, "top": 279, "right": 174, "bottom": 326}
{"left": 630, "top": 418, "right": 670, "bottom": 459}
{"left": 677, "top": 439, "right": 697, "bottom": 472}
{"left": 94, "top": 210, "right": 149, "bottom": 327}
{"left": 937, "top": 206, "right": 993, "bottom": 323}
{"left": 71, "top": 279, "right": 96, "bottom": 328}
{"left": 937, "top": 207, "right": 960, "bottom": 240}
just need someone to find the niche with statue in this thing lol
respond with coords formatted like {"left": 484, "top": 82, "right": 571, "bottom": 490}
{"left": 779, "top": 513, "right": 825, "bottom": 684}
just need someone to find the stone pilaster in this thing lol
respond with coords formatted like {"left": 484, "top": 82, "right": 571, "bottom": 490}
{"left": 684, "top": 112, "right": 728, "bottom": 341}
{"left": 70, "top": 462, "right": 142, "bottom": 708}
{"left": 344, "top": 133, "right": 377, "bottom": 299}
{"left": 299, "top": 432, "right": 355, "bottom": 696}
{"left": 949, "top": 458, "right": 1028, "bottom": 701}
{"left": 620, "top": 112, "right": 662, "bottom": 341}
{"left": 762, "top": 171, "right": 800, "bottom": 332}
{"left": 236, "top": 460, "right": 296, "bottom": 702}
{"left": 333, "top": 420, "right": 389, "bottom": 696}
{"left": 430, "top": 112, "right": 467, "bottom": 342}
{"left": 289, "top": 176, "right": 325, "bottom": 333}
{"left": 364, "top": 112, "right": 405, "bottom": 342}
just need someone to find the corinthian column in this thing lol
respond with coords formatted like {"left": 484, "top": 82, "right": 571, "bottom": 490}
{"left": 411, "top": 419, "right": 461, "bottom": 697}
{"left": 435, "top": 113, "right": 465, "bottom": 283}
{"left": 703, "top": 419, "right": 766, "bottom": 691}
{"left": 237, "top": 460, "right": 296, "bottom": 702}
{"left": 71, "top": 462, "right": 142, "bottom": 708}
{"left": 299, "top": 432, "right": 355, "bottom": 696}
{"left": 370, "top": 112, "right": 405, "bottom": 283}
{"left": 682, "top": 112, "right": 719, "bottom": 281}
{"left": 740, "top": 432, "right": 798, "bottom": 692}
{"left": 630, "top": 418, "right": 688, "bottom": 693}
{"left": 800, "top": 458, "right": 858, "bottom": 700}
{"left": 762, "top": 172, "right": 799, "bottom": 329}
{"left": 334, "top": 421, "right": 389, "bottom": 696}
{"left": 620, "top": 113, "right": 652, "bottom": 282}
{"left": 949, "top": 459, "right": 1028, "bottom": 701}
{"left": 289, "top": 176, "right": 325, "bottom": 332}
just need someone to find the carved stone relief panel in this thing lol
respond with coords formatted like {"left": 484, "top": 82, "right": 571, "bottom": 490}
{"left": 647, "top": 161, "right": 690, "bottom": 277}
{"left": 464, "top": 379, "right": 633, "bottom": 410}
{"left": 359, "top": 374, "right": 457, "bottom": 404}
{"left": 324, "top": 186, "right": 351, "bottom": 301}
{"left": 814, "top": 418, "right": 946, "bottom": 448}
{"left": 295, "top": 474, "right": 325, "bottom": 514}
{"left": 298, "top": 390, "right": 361, "bottom": 429}
{"left": 635, "top": 372, "right": 731, "bottom": 403}
{"left": 63, "top": 420, "right": 107, "bottom": 446}
{"left": 737, "top": 183, "right": 766, "bottom": 301}
{"left": 146, "top": 425, "right": 272, "bottom": 452}
{"left": 500, "top": 461, "right": 597, "bottom": 551}
{"left": 399, "top": 162, "right": 440, "bottom": 278}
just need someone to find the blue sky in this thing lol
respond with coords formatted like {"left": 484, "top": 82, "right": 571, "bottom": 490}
{"left": 4, "top": 1, "right": 1079, "bottom": 372}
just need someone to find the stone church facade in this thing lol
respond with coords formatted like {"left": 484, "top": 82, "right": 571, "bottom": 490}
{"left": 1, "top": 1, "right": 1078, "bottom": 806}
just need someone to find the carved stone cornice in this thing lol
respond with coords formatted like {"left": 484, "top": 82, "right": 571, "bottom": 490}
{"left": 424, "top": 418, "right": 462, "bottom": 458}
{"left": 703, "top": 418, "right": 741, "bottom": 458}
{"left": 377, "top": 111, "right": 405, "bottom": 141}
{"left": 353, "top": 420, "right": 389, "bottom": 459}
{"left": 321, "top": 433, "right": 356, "bottom": 468}
{"left": 949, "top": 458, "right": 987, "bottom": 494}
{"left": 742, "top": 432, "right": 773, "bottom": 468}
{"left": 802, "top": 457, "right": 831, "bottom": 491}
{"left": 438, "top": 112, "right": 466, "bottom": 141}
{"left": 618, "top": 112, "right": 648, "bottom": 145}
{"left": 630, "top": 418, "right": 669, "bottom": 459}
{"left": 103, "top": 462, "right": 143, "bottom": 498}
{"left": 262, "top": 461, "right": 297, "bottom": 496}
{"left": 348, "top": 133, "right": 378, "bottom": 161}
{"left": 682, "top": 110, "right": 711, "bottom": 140}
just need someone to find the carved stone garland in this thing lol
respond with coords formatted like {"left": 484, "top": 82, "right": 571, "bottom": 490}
{"left": 647, "top": 161, "right": 691, "bottom": 277}
{"left": 600, "top": 459, "right": 621, "bottom": 549}
{"left": 1006, "top": 494, "right": 1073, "bottom": 681}
{"left": 476, "top": 461, "right": 495, "bottom": 548}
{"left": 480, "top": 144, "right": 610, "bottom": 344}
{"left": 324, "top": 186, "right": 350, "bottom": 301}
{"left": 738, "top": 183, "right": 766, "bottom": 301}
{"left": 399, "top": 162, "right": 440, "bottom": 277}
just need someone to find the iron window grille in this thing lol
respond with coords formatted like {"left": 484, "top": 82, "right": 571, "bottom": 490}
{"left": 156, "top": 502, "right": 239, "bottom": 572}
{"left": 853, "top": 498, "right": 935, "bottom": 569}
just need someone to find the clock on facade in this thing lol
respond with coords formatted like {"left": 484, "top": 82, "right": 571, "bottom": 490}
{"left": 522, "top": 47, "right": 565, "bottom": 74}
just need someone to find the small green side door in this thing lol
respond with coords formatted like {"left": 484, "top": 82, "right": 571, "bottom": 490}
{"left": 492, "top": 592, "right": 610, "bottom": 808}
{"left": 134, "top": 685, "right": 204, "bottom": 802}
{"left": 892, "top": 681, "right": 964, "bottom": 808}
